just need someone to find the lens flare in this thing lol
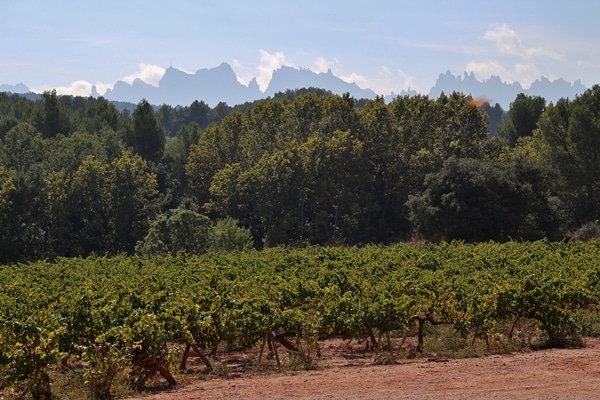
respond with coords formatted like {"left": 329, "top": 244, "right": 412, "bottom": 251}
{"left": 465, "top": 98, "right": 490, "bottom": 108}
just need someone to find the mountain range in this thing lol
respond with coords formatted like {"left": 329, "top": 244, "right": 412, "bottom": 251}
{"left": 101, "top": 63, "right": 378, "bottom": 107}
{"left": 1, "top": 63, "right": 588, "bottom": 109}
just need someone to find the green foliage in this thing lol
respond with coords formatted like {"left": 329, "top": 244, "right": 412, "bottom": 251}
{"left": 136, "top": 208, "right": 213, "bottom": 256}
{"left": 2, "top": 240, "right": 600, "bottom": 396}
{"left": 127, "top": 99, "right": 165, "bottom": 163}
{"left": 211, "top": 217, "right": 254, "bottom": 252}
{"left": 0, "top": 122, "right": 45, "bottom": 171}
{"left": 37, "top": 89, "right": 73, "bottom": 138}
{"left": 407, "top": 157, "right": 557, "bottom": 242}
{"left": 80, "top": 343, "right": 132, "bottom": 400}
{"left": 482, "top": 102, "right": 505, "bottom": 137}
{"left": 538, "top": 85, "right": 600, "bottom": 226}
{"left": 570, "top": 221, "right": 600, "bottom": 242}
{"left": 0, "top": 319, "right": 61, "bottom": 399}
{"left": 496, "top": 93, "right": 546, "bottom": 147}
{"left": 2, "top": 86, "right": 600, "bottom": 262}
{"left": 162, "top": 122, "right": 203, "bottom": 207}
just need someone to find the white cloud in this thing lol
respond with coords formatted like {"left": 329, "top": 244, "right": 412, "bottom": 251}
{"left": 312, "top": 57, "right": 423, "bottom": 95}
{"left": 172, "top": 66, "right": 194, "bottom": 75}
{"left": 33, "top": 80, "right": 94, "bottom": 96}
{"left": 484, "top": 24, "right": 564, "bottom": 61}
{"left": 362, "top": 67, "right": 422, "bottom": 95}
{"left": 35, "top": 64, "right": 167, "bottom": 96}
{"left": 232, "top": 50, "right": 300, "bottom": 92}
{"left": 34, "top": 80, "right": 111, "bottom": 96}
{"left": 396, "top": 69, "right": 419, "bottom": 92}
{"left": 232, "top": 51, "right": 424, "bottom": 96}
{"left": 310, "top": 55, "right": 371, "bottom": 90}
{"left": 466, "top": 61, "right": 511, "bottom": 80}
{"left": 379, "top": 66, "right": 393, "bottom": 79}
{"left": 256, "top": 49, "right": 293, "bottom": 91}
{"left": 339, "top": 72, "right": 369, "bottom": 88}
{"left": 231, "top": 59, "right": 250, "bottom": 85}
{"left": 313, "top": 56, "right": 340, "bottom": 73}
{"left": 93, "top": 82, "right": 113, "bottom": 96}
{"left": 400, "top": 39, "right": 476, "bottom": 56}
{"left": 466, "top": 60, "right": 554, "bottom": 89}
{"left": 466, "top": 24, "right": 566, "bottom": 89}
{"left": 484, "top": 24, "right": 522, "bottom": 57}
{"left": 121, "top": 63, "right": 166, "bottom": 87}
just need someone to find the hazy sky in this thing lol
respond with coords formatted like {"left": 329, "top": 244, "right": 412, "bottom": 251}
{"left": 1, "top": 0, "right": 599, "bottom": 96}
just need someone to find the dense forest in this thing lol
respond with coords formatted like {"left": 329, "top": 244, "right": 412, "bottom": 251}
{"left": 0, "top": 86, "right": 599, "bottom": 263}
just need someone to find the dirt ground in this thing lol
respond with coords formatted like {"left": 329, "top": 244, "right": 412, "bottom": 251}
{"left": 127, "top": 338, "right": 600, "bottom": 400}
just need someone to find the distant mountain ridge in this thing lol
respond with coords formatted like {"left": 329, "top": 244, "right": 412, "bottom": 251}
{"left": 0, "top": 83, "right": 30, "bottom": 93}
{"left": 1, "top": 64, "right": 588, "bottom": 109}
{"left": 263, "top": 66, "right": 376, "bottom": 99}
{"left": 427, "top": 71, "right": 586, "bottom": 109}
{"left": 102, "top": 63, "right": 377, "bottom": 107}
{"left": 104, "top": 63, "right": 263, "bottom": 107}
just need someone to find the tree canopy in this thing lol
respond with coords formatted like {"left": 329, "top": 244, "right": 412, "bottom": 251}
{"left": 0, "top": 86, "right": 598, "bottom": 262}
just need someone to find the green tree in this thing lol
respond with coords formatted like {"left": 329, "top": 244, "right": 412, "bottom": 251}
{"left": 77, "top": 96, "right": 121, "bottom": 133}
{"left": 0, "top": 122, "right": 45, "bottom": 171}
{"left": 0, "top": 123, "right": 47, "bottom": 261}
{"left": 496, "top": 93, "right": 546, "bottom": 147}
{"left": 157, "top": 103, "right": 179, "bottom": 137}
{"left": 358, "top": 96, "right": 404, "bottom": 241}
{"left": 0, "top": 165, "right": 16, "bottom": 263}
{"left": 300, "top": 130, "right": 370, "bottom": 244}
{"left": 210, "top": 101, "right": 232, "bottom": 123}
{"left": 105, "top": 150, "right": 159, "bottom": 253}
{"left": 381, "top": 93, "right": 489, "bottom": 240}
{"left": 407, "top": 157, "right": 555, "bottom": 242}
{"left": 67, "top": 155, "right": 110, "bottom": 256}
{"left": 239, "top": 100, "right": 287, "bottom": 164}
{"left": 286, "top": 92, "right": 323, "bottom": 142}
{"left": 244, "top": 148, "right": 304, "bottom": 246}
{"left": 389, "top": 94, "right": 439, "bottom": 197}
{"left": 34, "top": 89, "right": 72, "bottom": 138}
{"left": 44, "top": 131, "right": 109, "bottom": 175}
{"left": 0, "top": 115, "right": 19, "bottom": 139}
{"left": 162, "top": 122, "right": 202, "bottom": 206}
{"left": 319, "top": 93, "right": 361, "bottom": 136}
{"left": 434, "top": 92, "right": 488, "bottom": 159}
{"left": 210, "top": 217, "right": 254, "bottom": 252}
{"left": 127, "top": 99, "right": 165, "bottom": 163}
{"left": 538, "top": 85, "right": 600, "bottom": 225}
{"left": 185, "top": 112, "right": 244, "bottom": 207}
{"left": 40, "top": 170, "right": 71, "bottom": 257}
{"left": 482, "top": 102, "right": 505, "bottom": 137}
{"left": 188, "top": 100, "right": 210, "bottom": 129}
{"left": 136, "top": 208, "right": 213, "bottom": 256}
{"left": 205, "top": 163, "right": 250, "bottom": 222}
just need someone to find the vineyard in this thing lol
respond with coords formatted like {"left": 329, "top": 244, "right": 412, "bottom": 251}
{"left": 2, "top": 240, "right": 600, "bottom": 399}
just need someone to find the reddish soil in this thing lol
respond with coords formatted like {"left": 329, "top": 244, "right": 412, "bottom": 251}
{"left": 127, "top": 338, "right": 600, "bottom": 400}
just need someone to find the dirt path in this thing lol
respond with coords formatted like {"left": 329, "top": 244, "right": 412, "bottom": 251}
{"left": 128, "top": 338, "right": 600, "bottom": 400}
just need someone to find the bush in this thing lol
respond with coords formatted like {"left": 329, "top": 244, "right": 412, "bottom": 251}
{"left": 569, "top": 221, "right": 600, "bottom": 242}
{"left": 210, "top": 218, "right": 254, "bottom": 252}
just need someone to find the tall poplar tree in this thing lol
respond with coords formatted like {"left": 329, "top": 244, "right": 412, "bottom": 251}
{"left": 128, "top": 99, "right": 165, "bottom": 164}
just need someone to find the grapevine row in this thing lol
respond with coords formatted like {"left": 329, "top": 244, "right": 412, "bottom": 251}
{"left": 1, "top": 239, "right": 599, "bottom": 398}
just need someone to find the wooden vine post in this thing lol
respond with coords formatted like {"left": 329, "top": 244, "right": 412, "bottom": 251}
{"left": 180, "top": 342, "right": 213, "bottom": 371}
{"left": 259, "top": 328, "right": 281, "bottom": 369}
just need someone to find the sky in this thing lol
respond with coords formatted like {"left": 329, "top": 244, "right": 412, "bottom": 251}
{"left": 1, "top": 0, "right": 599, "bottom": 97}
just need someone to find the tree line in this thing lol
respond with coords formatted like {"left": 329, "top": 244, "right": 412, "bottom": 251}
{"left": 0, "top": 86, "right": 599, "bottom": 263}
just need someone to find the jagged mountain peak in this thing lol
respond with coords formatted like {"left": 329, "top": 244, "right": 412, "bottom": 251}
{"left": 427, "top": 71, "right": 583, "bottom": 107}
{"left": 265, "top": 65, "right": 376, "bottom": 99}
{"left": 1, "top": 64, "right": 588, "bottom": 109}
{"left": 0, "top": 83, "right": 30, "bottom": 94}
